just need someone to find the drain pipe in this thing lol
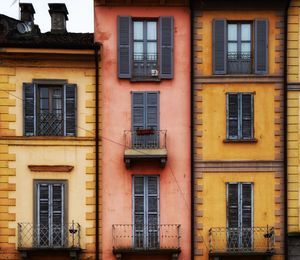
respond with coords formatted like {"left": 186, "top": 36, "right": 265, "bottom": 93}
{"left": 283, "top": 1, "right": 291, "bottom": 259}
{"left": 189, "top": 0, "right": 195, "bottom": 258}
{"left": 94, "top": 42, "right": 100, "bottom": 260}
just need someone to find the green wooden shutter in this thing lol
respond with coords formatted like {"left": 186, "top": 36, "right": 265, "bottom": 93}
{"left": 23, "top": 83, "right": 36, "bottom": 136}
{"left": 118, "top": 16, "right": 132, "bottom": 78}
{"left": 213, "top": 19, "right": 227, "bottom": 74}
{"left": 160, "top": 16, "right": 174, "bottom": 79}
{"left": 227, "top": 94, "right": 238, "bottom": 139}
{"left": 241, "top": 94, "right": 253, "bottom": 139}
{"left": 64, "top": 84, "right": 76, "bottom": 136}
{"left": 254, "top": 19, "right": 268, "bottom": 74}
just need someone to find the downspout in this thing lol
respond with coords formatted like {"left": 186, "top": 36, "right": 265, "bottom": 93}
{"left": 283, "top": 1, "right": 291, "bottom": 259}
{"left": 94, "top": 42, "right": 100, "bottom": 260}
{"left": 189, "top": 0, "right": 195, "bottom": 258}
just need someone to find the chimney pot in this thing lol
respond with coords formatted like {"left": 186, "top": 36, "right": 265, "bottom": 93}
{"left": 19, "top": 3, "right": 35, "bottom": 23}
{"left": 48, "top": 3, "right": 69, "bottom": 33}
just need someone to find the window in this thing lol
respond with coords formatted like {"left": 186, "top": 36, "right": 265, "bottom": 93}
{"left": 226, "top": 93, "right": 254, "bottom": 140}
{"left": 118, "top": 16, "right": 173, "bottom": 80}
{"left": 35, "top": 181, "right": 66, "bottom": 248}
{"left": 133, "top": 176, "right": 159, "bottom": 249}
{"left": 23, "top": 82, "right": 76, "bottom": 136}
{"left": 132, "top": 92, "right": 159, "bottom": 148}
{"left": 213, "top": 19, "right": 268, "bottom": 75}
{"left": 227, "top": 183, "right": 253, "bottom": 250}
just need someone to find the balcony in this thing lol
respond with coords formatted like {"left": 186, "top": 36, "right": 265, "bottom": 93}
{"left": 18, "top": 222, "right": 81, "bottom": 259}
{"left": 132, "top": 53, "right": 159, "bottom": 81}
{"left": 37, "top": 112, "right": 63, "bottom": 136}
{"left": 124, "top": 129, "right": 167, "bottom": 168}
{"left": 227, "top": 52, "right": 252, "bottom": 74}
{"left": 112, "top": 224, "right": 181, "bottom": 259}
{"left": 209, "top": 226, "right": 275, "bottom": 257}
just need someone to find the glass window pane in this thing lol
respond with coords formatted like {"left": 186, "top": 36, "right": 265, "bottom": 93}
{"left": 147, "top": 22, "right": 157, "bottom": 40}
{"left": 40, "top": 99, "right": 49, "bottom": 110}
{"left": 147, "top": 42, "right": 157, "bottom": 60}
{"left": 134, "top": 22, "right": 143, "bottom": 40}
{"left": 134, "top": 42, "right": 143, "bottom": 60}
{"left": 228, "top": 43, "right": 237, "bottom": 53}
{"left": 241, "top": 24, "right": 251, "bottom": 41}
{"left": 241, "top": 43, "right": 251, "bottom": 53}
{"left": 53, "top": 99, "right": 62, "bottom": 110}
{"left": 228, "top": 24, "right": 237, "bottom": 41}
{"left": 40, "top": 88, "right": 49, "bottom": 98}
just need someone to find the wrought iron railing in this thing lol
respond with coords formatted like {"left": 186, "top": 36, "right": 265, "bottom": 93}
{"left": 209, "top": 226, "right": 275, "bottom": 254}
{"left": 112, "top": 224, "right": 180, "bottom": 251}
{"left": 227, "top": 51, "right": 252, "bottom": 74}
{"left": 37, "top": 112, "right": 63, "bottom": 136}
{"left": 124, "top": 130, "right": 167, "bottom": 149}
{"left": 133, "top": 53, "right": 159, "bottom": 78}
{"left": 18, "top": 222, "right": 81, "bottom": 249}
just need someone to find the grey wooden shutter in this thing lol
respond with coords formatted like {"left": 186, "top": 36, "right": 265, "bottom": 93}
{"left": 118, "top": 16, "right": 132, "bottom": 78}
{"left": 241, "top": 94, "right": 253, "bottom": 139}
{"left": 254, "top": 19, "right": 268, "bottom": 74}
{"left": 227, "top": 94, "right": 238, "bottom": 139}
{"left": 146, "top": 92, "right": 159, "bottom": 130}
{"left": 23, "top": 83, "right": 36, "bottom": 136}
{"left": 52, "top": 184, "right": 64, "bottom": 246}
{"left": 227, "top": 183, "right": 239, "bottom": 229}
{"left": 64, "top": 84, "right": 76, "bottom": 136}
{"left": 37, "top": 183, "right": 50, "bottom": 246}
{"left": 241, "top": 183, "right": 252, "bottom": 229}
{"left": 213, "top": 19, "right": 227, "bottom": 74}
{"left": 160, "top": 16, "right": 174, "bottom": 79}
{"left": 132, "top": 92, "right": 146, "bottom": 129}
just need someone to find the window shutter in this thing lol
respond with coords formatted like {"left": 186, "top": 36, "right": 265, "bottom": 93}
{"left": 241, "top": 184, "right": 252, "bottom": 229}
{"left": 132, "top": 92, "right": 146, "bottom": 129}
{"left": 160, "top": 16, "right": 174, "bottom": 79}
{"left": 64, "top": 84, "right": 76, "bottom": 136}
{"left": 254, "top": 19, "right": 268, "bottom": 74}
{"left": 241, "top": 94, "right": 253, "bottom": 139}
{"left": 227, "top": 183, "right": 239, "bottom": 229}
{"left": 227, "top": 94, "right": 238, "bottom": 139}
{"left": 38, "top": 184, "right": 50, "bottom": 228}
{"left": 118, "top": 16, "right": 132, "bottom": 78}
{"left": 23, "top": 83, "right": 36, "bottom": 136}
{"left": 146, "top": 92, "right": 159, "bottom": 130}
{"left": 147, "top": 176, "right": 159, "bottom": 225}
{"left": 213, "top": 19, "right": 227, "bottom": 74}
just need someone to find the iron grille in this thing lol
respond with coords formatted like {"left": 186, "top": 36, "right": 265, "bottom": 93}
{"left": 37, "top": 112, "right": 63, "bottom": 136}
{"left": 112, "top": 224, "right": 180, "bottom": 251}
{"left": 124, "top": 130, "right": 167, "bottom": 149}
{"left": 209, "top": 226, "right": 275, "bottom": 254}
{"left": 227, "top": 51, "right": 252, "bottom": 74}
{"left": 133, "top": 53, "right": 159, "bottom": 79}
{"left": 18, "top": 222, "right": 80, "bottom": 249}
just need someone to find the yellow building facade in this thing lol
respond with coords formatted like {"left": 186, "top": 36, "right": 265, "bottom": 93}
{"left": 192, "top": 0, "right": 286, "bottom": 259}
{"left": 288, "top": 0, "right": 300, "bottom": 258}
{"left": 0, "top": 4, "right": 100, "bottom": 260}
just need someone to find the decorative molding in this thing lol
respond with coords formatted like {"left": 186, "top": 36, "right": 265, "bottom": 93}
{"left": 28, "top": 165, "right": 74, "bottom": 172}
{"left": 194, "top": 75, "right": 283, "bottom": 84}
{"left": 288, "top": 84, "right": 300, "bottom": 91}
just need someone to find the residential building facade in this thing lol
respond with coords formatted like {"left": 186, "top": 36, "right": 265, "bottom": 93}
{"left": 94, "top": 0, "right": 191, "bottom": 259}
{"left": 0, "top": 4, "right": 100, "bottom": 260}
{"left": 192, "top": 0, "right": 287, "bottom": 259}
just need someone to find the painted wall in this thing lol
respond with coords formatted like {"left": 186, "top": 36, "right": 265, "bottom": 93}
{"left": 95, "top": 6, "right": 191, "bottom": 260}
{"left": 0, "top": 51, "right": 98, "bottom": 260}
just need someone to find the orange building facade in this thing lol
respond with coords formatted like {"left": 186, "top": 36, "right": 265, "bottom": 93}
{"left": 94, "top": 1, "right": 191, "bottom": 259}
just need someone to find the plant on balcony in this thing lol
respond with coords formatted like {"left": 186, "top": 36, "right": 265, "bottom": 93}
{"left": 136, "top": 128, "right": 155, "bottom": 136}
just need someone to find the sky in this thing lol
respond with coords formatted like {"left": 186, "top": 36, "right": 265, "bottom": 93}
{"left": 0, "top": 0, "right": 94, "bottom": 33}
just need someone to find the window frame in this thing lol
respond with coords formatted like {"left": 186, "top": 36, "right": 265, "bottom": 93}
{"left": 226, "top": 92, "right": 255, "bottom": 141}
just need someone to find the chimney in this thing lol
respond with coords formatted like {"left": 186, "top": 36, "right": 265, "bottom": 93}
{"left": 19, "top": 3, "right": 35, "bottom": 23}
{"left": 48, "top": 3, "right": 69, "bottom": 33}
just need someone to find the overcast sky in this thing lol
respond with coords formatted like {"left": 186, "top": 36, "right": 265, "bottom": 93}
{"left": 0, "top": 0, "right": 94, "bottom": 33}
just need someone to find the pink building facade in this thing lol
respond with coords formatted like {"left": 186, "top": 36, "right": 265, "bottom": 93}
{"left": 94, "top": 2, "right": 191, "bottom": 259}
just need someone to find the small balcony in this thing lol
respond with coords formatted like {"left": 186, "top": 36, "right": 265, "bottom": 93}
{"left": 18, "top": 222, "right": 81, "bottom": 259}
{"left": 132, "top": 53, "right": 159, "bottom": 81}
{"left": 209, "top": 226, "right": 275, "bottom": 257}
{"left": 227, "top": 51, "right": 252, "bottom": 74}
{"left": 112, "top": 224, "right": 181, "bottom": 259}
{"left": 124, "top": 129, "right": 167, "bottom": 168}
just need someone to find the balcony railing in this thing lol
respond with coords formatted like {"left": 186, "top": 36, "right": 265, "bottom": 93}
{"left": 124, "top": 129, "right": 167, "bottom": 150}
{"left": 133, "top": 53, "right": 159, "bottom": 79}
{"left": 227, "top": 51, "right": 252, "bottom": 74}
{"left": 112, "top": 224, "right": 181, "bottom": 253}
{"left": 18, "top": 222, "right": 81, "bottom": 249}
{"left": 209, "top": 226, "right": 275, "bottom": 255}
{"left": 37, "top": 112, "right": 63, "bottom": 136}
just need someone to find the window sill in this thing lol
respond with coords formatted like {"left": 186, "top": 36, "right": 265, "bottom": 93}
{"left": 223, "top": 138, "right": 258, "bottom": 143}
{"left": 130, "top": 77, "right": 161, "bottom": 83}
